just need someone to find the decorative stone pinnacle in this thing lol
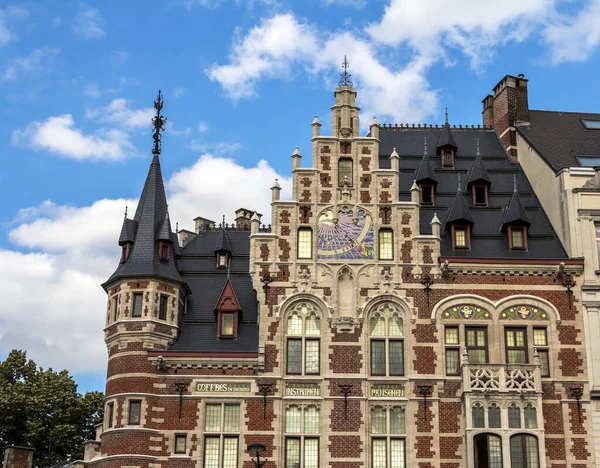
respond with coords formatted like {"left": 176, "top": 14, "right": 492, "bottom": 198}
{"left": 271, "top": 178, "right": 281, "bottom": 190}
{"left": 312, "top": 115, "right": 321, "bottom": 126}
{"left": 390, "top": 147, "right": 399, "bottom": 159}
{"left": 371, "top": 116, "right": 378, "bottom": 126}
{"left": 431, "top": 213, "right": 441, "bottom": 225}
{"left": 292, "top": 146, "right": 301, "bottom": 157}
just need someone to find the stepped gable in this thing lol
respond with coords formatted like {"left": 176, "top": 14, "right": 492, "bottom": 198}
{"left": 103, "top": 153, "right": 185, "bottom": 289}
{"left": 378, "top": 126, "right": 567, "bottom": 259}
{"left": 168, "top": 229, "right": 259, "bottom": 353}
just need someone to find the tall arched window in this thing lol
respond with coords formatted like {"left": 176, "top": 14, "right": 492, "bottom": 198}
{"left": 473, "top": 433, "right": 502, "bottom": 468}
{"left": 488, "top": 404, "right": 501, "bottom": 428}
{"left": 472, "top": 403, "right": 484, "bottom": 428}
{"left": 508, "top": 404, "right": 521, "bottom": 429}
{"left": 524, "top": 404, "right": 537, "bottom": 429}
{"left": 369, "top": 305, "right": 404, "bottom": 376}
{"left": 510, "top": 434, "right": 539, "bottom": 468}
{"left": 286, "top": 304, "right": 321, "bottom": 375}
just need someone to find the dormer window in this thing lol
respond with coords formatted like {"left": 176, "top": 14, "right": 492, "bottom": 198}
{"left": 219, "top": 312, "right": 235, "bottom": 337}
{"left": 159, "top": 241, "right": 170, "bottom": 261}
{"left": 216, "top": 252, "right": 229, "bottom": 268}
{"left": 420, "top": 184, "right": 434, "bottom": 205}
{"left": 442, "top": 149, "right": 454, "bottom": 167}
{"left": 509, "top": 226, "right": 527, "bottom": 250}
{"left": 472, "top": 185, "right": 488, "bottom": 206}
{"left": 215, "top": 279, "right": 241, "bottom": 339}
{"left": 452, "top": 225, "right": 471, "bottom": 250}
{"left": 121, "top": 243, "right": 131, "bottom": 263}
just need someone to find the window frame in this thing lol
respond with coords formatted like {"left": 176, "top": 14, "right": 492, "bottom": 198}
{"left": 338, "top": 158, "right": 353, "bottom": 187}
{"left": 159, "top": 241, "right": 170, "bottom": 261}
{"left": 203, "top": 403, "right": 240, "bottom": 468}
{"left": 285, "top": 308, "right": 321, "bottom": 376}
{"left": 444, "top": 326, "right": 461, "bottom": 376}
{"left": 174, "top": 434, "right": 187, "bottom": 454}
{"left": 159, "top": 295, "right": 168, "bottom": 320}
{"left": 297, "top": 228, "right": 313, "bottom": 260}
{"left": 370, "top": 405, "right": 406, "bottom": 468}
{"left": 505, "top": 327, "right": 529, "bottom": 364}
{"left": 132, "top": 293, "right": 143, "bottom": 318}
{"left": 106, "top": 401, "right": 114, "bottom": 429}
{"left": 533, "top": 327, "right": 550, "bottom": 377}
{"left": 284, "top": 406, "right": 320, "bottom": 468}
{"left": 451, "top": 225, "right": 471, "bottom": 250}
{"left": 128, "top": 400, "right": 141, "bottom": 425}
{"left": 378, "top": 229, "right": 394, "bottom": 260}
{"left": 595, "top": 222, "right": 600, "bottom": 270}
{"left": 112, "top": 296, "right": 118, "bottom": 322}
{"left": 216, "top": 252, "right": 228, "bottom": 269}
{"left": 465, "top": 326, "right": 489, "bottom": 364}
{"left": 419, "top": 183, "right": 434, "bottom": 205}
{"left": 508, "top": 225, "right": 528, "bottom": 250}
{"left": 472, "top": 184, "right": 488, "bottom": 206}
{"left": 369, "top": 311, "right": 404, "bottom": 377}
{"left": 442, "top": 149, "right": 454, "bottom": 167}
{"left": 510, "top": 434, "right": 540, "bottom": 468}
{"left": 218, "top": 311, "right": 237, "bottom": 338}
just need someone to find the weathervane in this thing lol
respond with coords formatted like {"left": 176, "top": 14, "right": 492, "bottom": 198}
{"left": 338, "top": 55, "right": 353, "bottom": 88}
{"left": 152, "top": 90, "right": 167, "bottom": 156}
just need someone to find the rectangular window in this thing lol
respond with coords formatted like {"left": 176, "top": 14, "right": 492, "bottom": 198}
{"left": 534, "top": 327, "right": 550, "bottom": 377}
{"left": 305, "top": 339, "right": 320, "bottom": 374}
{"left": 389, "top": 341, "right": 404, "bottom": 376}
{"left": 466, "top": 327, "right": 488, "bottom": 364}
{"left": 106, "top": 402, "right": 114, "bottom": 428}
{"left": 445, "top": 326, "right": 460, "bottom": 376}
{"left": 453, "top": 226, "right": 470, "bottom": 249}
{"left": 112, "top": 297, "right": 118, "bottom": 321}
{"left": 297, "top": 228, "right": 312, "bottom": 259}
{"left": 132, "top": 293, "right": 143, "bottom": 318}
{"left": 285, "top": 406, "right": 320, "bottom": 468}
{"left": 371, "top": 340, "right": 386, "bottom": 376}
{"left": 582, "top": 119, "right": 600, "bottom": 129}
{"left": 338, "top": 158, "right": 353, "bottom": 186}
{"left": 371, "top": 407, "right": 406, "bottom": 468}
{"left": 287, "top": 339, "right": 302, "bottom": 374}
{"left": 442, "top": 150, "right": 454, "bottom": 167}
{"left": 506, "top": 328, "right": 528, "bottom": 364}
{"left": 220, "top": 312, "right": 235, "bottom": 337}
{"left": 204, "top": 404, "right": 239, "bottom": 468}
{"left": 174, "top": 434, "right": 187, "bottom": 454}
{"left": 473, "top": 185, "right": 488, "bottom": 206}
{"left": 420, "top": 184, "right": 434, "bottom": 205}
{"left": 159, "top": 295, "right": 168, "bottom": 320}
{"left": 510, "top": 227, "right": 527, "bottom": 250}
{"left": 379, "top": 230, "right": 393, "bottom": 260}
{"left": 159, "top": 242, "right": 170, "bottom": 260}
{"left": 128, "top": 400, "right": 141, "bottom": 425}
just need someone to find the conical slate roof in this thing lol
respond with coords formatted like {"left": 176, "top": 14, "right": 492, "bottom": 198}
{"left": 436, "top": 109, "right": 458, "bottom": 153}
{"left": 445, "top": 177, "right": 473, "bottom": 228}
{"left": 214, "top": 228, "right": 234, "bottom": 254}
{"left": 415, "top": 138, "right": 438, "bottom": 185}
{"left": 103, "top": 154, "right": 184, "bottom": 289}
{"left": 467, "top": 139, "right": 491, "bottom": 187}
{"left": 502, "top": 182, "right": 530, "bottom": 228}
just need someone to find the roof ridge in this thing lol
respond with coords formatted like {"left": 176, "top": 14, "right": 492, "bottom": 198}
{"left": 530, "top": 109, "right": 600, "bottom": 116}
{"left": 380, "top": 123, "right": 492, "bottom": 130}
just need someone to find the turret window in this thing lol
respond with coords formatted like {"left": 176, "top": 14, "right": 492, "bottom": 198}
{"left": 297, "top": 228, "right": 313, "bottom": 259}
{"left": 132, "top": 293, "right": 143, "bottom": 318}
{"left": 159, "top": 241, "right": 170, "bottom": 260}
{"left": 509, "top": 226, "right": 527, "bottom": 250}
{"left": 159, "top": 295, "right": 168, "bottom": 320}
{"left": 420, "top": 184, "right": 434, "bottom": 205}
{"left": 128, "top": 400, "right": 141, "bottom": 425}
{"left": 452, "top": 225, "right": 471, "bottom": 249}
{"left": 121, "top": 243, "right": 130, "bottom": 263}
{"left": 338, "top": 158, "right": 353, "bottom": 187}
{"left": 472, "top": 185, "right": 488, "bottom": 206}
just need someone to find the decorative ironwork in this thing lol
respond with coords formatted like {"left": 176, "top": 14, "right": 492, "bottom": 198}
{"left": 338, "top": 55, "right": 353, "bottom": 88}
{"left": 571, "top": 387, "right": 584, "bottom": 422}
{"left": 152, "top": 90, "right": 167, "bottom": 156}
{"left": 338, "top": 384, "right": 352, "bottom": 419}
{"left": 174, "top": 382, "right": 188, "bottom": 419}
{"left": 417, "top": 385, "right": 433, "bottom": 421}
{"left": 257, "top": 383, "right": 273, "bottom": 420}
{"left": 260, "top": 272, "right": 273, "bottom": 293}
{"left": 421, "top": 274, "right": 434, "bottom": 307}
{"left": 563, "top": 274, "right": 575, "bottom": 308}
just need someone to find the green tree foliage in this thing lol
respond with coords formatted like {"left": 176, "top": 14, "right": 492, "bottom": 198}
{"left": 0, "top": 350, "right": 104, "bottom": 467}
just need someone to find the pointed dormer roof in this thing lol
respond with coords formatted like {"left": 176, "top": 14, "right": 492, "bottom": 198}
{"left": 502, "top": 176, "right": 530, "bottom": 229}
{"left": 436, "top": 108, "right": 458, "bottom": 154}
{"left": 415, "top": 137, "right": 438, "bottom": 185}
{"left": 118, "top": 208, "right": 137, "bottom": 245}
{"left": 214, "top": 221, "right": 233, "bottom": 254}
{"left": 467, "top": 139, "right": 491, "bottom": 187}
{"left": 215, "top": 278, "right": 241, "bottom": 312}
{"left": 103, "top": 91, "right": 185, "bottom": 290}
{"left": 445, "top": 175, "right": 473, "bottom": 229}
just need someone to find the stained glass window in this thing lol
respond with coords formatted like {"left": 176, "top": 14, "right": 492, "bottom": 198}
{"left": 371, "top": 406, "right": 406, "bottom": 468}
{"left": 506, "top": 328, "right": 528, "bottom": 364}
{"left": 510, "top": 434, "right": 539, "bottom": 468}
{"left": 466, "top": 327, "right": 488, "bottom": 364}
{"left": 454, "top": 228, "right": 467, "bottom": 248}
{"left": 174, "top": 434, "right": 186, "bottom": 454}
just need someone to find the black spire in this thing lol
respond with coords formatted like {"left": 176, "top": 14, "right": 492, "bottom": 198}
{"left": 415, "top": 137, "right": 438, "bottom": 185}
{"left": 338, "top": 55, "right": 353, "bottom": 87}
{"left": 436, "top": 107, "right": 458, "bottom": 154}
{"left": 214, "top": 216, "right": 234, "bottom": 254}
{"left": 445, "top": 174, "right": 473, "bottom": 228}
{"left": 467, "top": 138, "right": 491, "bottom": 188}
{"left": 502, "top": 175, "right": 530, "bottom": 229}
{"left": 103, "top": 91, "right": 185, "bottom": 290}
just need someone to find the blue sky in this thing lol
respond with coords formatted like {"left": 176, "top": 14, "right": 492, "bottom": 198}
{"left": 0, "top": 0, "right": 599, "bottom": 394}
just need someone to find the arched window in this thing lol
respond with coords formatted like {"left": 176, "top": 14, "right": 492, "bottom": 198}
{"left": 508, "top": 404, "right": 521, "bottom": 429}
{"left": 369, "top": 305, "right": 404, "bottom": 376}
{"left": 524, "top": 404, "right": 537, "bottom": 429}
{"left": 286, "top": 304, "right": 321, "bottom": 376}
{"left": 473, "top": 433, "right": 502, "bottom": 468}
{"left": 510, "top": 434, "right": 539, "bottom": 468}
{"left": 472, "top": 403, "right": 484, "bottom": 428}
{"left": 488, "top": 404, "right": 501, "bottom": 428}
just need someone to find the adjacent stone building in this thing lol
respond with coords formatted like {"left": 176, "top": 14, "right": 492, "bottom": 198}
{"left": 78, "top": 76, "right": 595, "bottom": 468}
{"left": 483, "top": 73, "right": 600, "bottom": 466}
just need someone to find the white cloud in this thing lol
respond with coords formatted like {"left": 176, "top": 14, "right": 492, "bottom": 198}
{"left": 72, "top": 4, "right": 105, "bottom": 39}
{"left": 11, "top": 114, "right": 135, "bottom": 161}
{"left": 2, "top": 47, "right": 60, "bottom": 81}
{"left": 197, "top": 122, "right": 208, "bottom": 133}
{"left": 188, "top": 140, "right": 241, "bottom": 155}
{"left": 86, "top": 99, "right": 154, "bottom": 129}
{"left": 543, "top": 0, "right": 600, "bottom": 64}
{"left": 0, "top": 154, "right": 289, "bottom": 372}
{"left": 0, "top": 6, "right": 28, "bottom": 47}
{"left": 83, "top": 82, "right": 101, "bottom": 98}
{"left": 173, "top": 86, "right": 186, "bottom": 98}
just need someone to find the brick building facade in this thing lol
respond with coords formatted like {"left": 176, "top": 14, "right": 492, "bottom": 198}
{"left": 76, "top": 79, "right": 595, "bottom": 468}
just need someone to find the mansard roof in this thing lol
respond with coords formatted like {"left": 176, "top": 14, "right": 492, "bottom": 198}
{"left": 168, "top": 230, "right": 258, "bottom": 353}
{"left": 378, "top": 126, "right": 567, "bottom": 259}
{"left": 103, "top": 154, "right": 184, "bottom": 289}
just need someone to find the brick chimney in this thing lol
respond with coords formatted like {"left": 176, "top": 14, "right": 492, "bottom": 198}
{"left": 482, "top": 74, "right": 529, "bottom": 161}
{"left": 3, "top": 446, "right": 34, "bottom": 468}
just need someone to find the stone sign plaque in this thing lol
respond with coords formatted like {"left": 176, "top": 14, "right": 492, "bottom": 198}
{"left": 195, "top": 382, "right": 251, "bottom": 393}
{"left": 370, "top": 384, "right": 405, "bottom": 398}
{"left": 285, "top": 382, "right": 321, "bottom": 396}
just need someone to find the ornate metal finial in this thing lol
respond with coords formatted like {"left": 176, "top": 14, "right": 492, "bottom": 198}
{"left": 338, "top": 55, "right": 353, "bottom": 88}
{"left": 476, "top": 138, "right": 480, "bottom": 156}
{"left": 424, "top": 137, "right": 428, "bottom": 155}
{"left": 445, "top": 107, "right": 449, "bottom": 125}
{"left": 152, "top": 90, "right": 167, "bottom": 156}
{"left": 222, "top": 214, "right": 226, "bottom": 229}
{"left": 513, "top": 174, "right": 517, "bottom": 192}
{"left": 124, "top": 206, "right": 128, "bottom": 218}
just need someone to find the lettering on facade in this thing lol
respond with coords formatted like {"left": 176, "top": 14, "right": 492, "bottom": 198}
{"left": 195, "top": 382, "right": 252, "bottom": 393}
{"left": 371, "top": 384, "right": 405, "bottom": 398}
{"left": 285, "top": 382, "right": 321, "bottom": 396}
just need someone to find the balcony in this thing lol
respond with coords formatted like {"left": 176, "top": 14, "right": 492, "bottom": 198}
{"left": 462, "top": 353, "right": 542, "bottom": 394}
